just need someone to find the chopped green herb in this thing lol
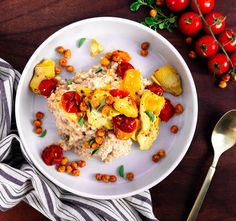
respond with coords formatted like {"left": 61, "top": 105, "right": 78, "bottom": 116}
{"left": 96, "top": 100, "right": 106, "bottom": 111}
{"left": 95, "top": 68, "right": 103, "bottom": 74}
{"left": 66, "top": 79, "right": 73, "bottom": 85}
{"left": 78, "top": 117, "right": 84, "bottom": 127}
{"left": 78, "top": 38, "right": 86, "bottom": 48}
{"left": 119, "top": 165, "right": 124, "bottom": 177}
{"left": 91, "top": 148, "right": 99, "bottom": 155}
{"left": 88, "top": 101, "right": 92, "bottom": 112}
{"left": 145, "top": 111, "right": 155, "bottom": 122}
{"left": 39, "top": 129, "right": 47, "bottom": 138}
{"left": 89, "top": 138, "right": 95, "bottom": 145}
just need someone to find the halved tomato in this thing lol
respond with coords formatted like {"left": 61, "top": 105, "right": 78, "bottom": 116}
{"left": 61, "top": 91, "right": 81, "bottom": 113}
{"left": 113, "top": 115, "right": 137, "bottom": 133}
{"left": 109, "top": 89, "right": 129, "bottom": 98}
{"left": 145, "top": 83, "right": 164, "bottom": 96}
{"left": 39, "top": 78, "right": 57, "bottom": 97}
{"left": 159, "top": 99, "right": 175, "bottom": 122}
{"left": 42, "top": 144, "right": 63, "bottom": 166}
{"left": 117, "top": 61, "right": 134, "bottom": 78}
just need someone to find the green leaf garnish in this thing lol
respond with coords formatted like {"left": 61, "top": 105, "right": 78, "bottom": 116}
{"left": 78, "top": 38, "right": 86, "bottom": 48}
{"left": 89, "top": 138, "right": 95, "bottom": 146}
{"left": 66, "top": 79, "right": 73, "bottom": 85}
{"left": 96, "top": 100, "right": 106, "bottom": 111}
{"left": 145, "top": 111, "right": 155, "bottom": 122}
{"left": 119, "top": 165, "right": 124, "bottom": 177}
{"left": 88, "top": 101, "right": 92, "bottom": 112}
{"left": 91, "top": 148, "right": 99, "bottom": 155}
{"left": 39, "top": 129, "right": 47, "bottom": 138}
{"left": 130, "top": 0, "right": 147, "bottom": 12}
{"left": 95, "top": 68, "right": 103, "bottom": 74}
{"left": 78, "top": 117, "right": 84, "bottom": 127}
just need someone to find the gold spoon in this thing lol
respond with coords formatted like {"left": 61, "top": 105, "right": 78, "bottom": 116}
{"left": 187, "top": 110, "right": 236, "bottom": 221}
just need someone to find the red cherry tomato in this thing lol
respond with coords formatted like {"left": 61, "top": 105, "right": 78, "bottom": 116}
{"left": 230, "top": 52, "right": 236, "bottom": 68}
{"left": 61, "top": 91, "right": 81, "bottom": 113}
{"left": 218, "top": 29, "right": 236, "bottom": 52}
{"left": 42, "top": 144, "right": 63, "bottom": 166}
{"left": 109, "top": 89, "right": 129, "bottom": 98}
{"left": 117, "top": 61, "right": 134, "bottom": 79}
{"left": 203, "top": 12, "right": 226, "bottom": 35}
{"left": 159, "top": 99, "right": 175, "bottom": 122}
{"left": 145, "top": 83, "right": 164, "bottom": 96}
{"left": 39, "top": 78, "right": 57, "bottom": 97}
{"left": 195, "top": 35, "right": 218, "bottom": 57}
{"left": 190, "top": 0, "right": 215, "bottom": 14}
{"left": 112, "top": 115, "right": 137, "bottom": 133}
{"left": 208, "top": 53, "right": 230, "bottom": 75}
{"left": 166, "top": 0, "right": 189, "bottom": 12}
{"left": 178, "top": 12, "right": 203, "bottom": 36}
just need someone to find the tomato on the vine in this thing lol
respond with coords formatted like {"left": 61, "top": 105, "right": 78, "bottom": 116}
{"left": 218, "top": 29, "right": 236, "bottom": 52}
{"left": 190, "top": 0, "right": 215, "bottom": 14}
{"left": 203, "top": 12, "right": 226, "bottom": 35}
{"left": 178, "top": 12, "right": 203, "bottom": 36}
{"left": 166, "top": 0, "right": 189, "bottom": 12}
{"left": 39, "top": 78, "right": 57, "bottom": 97}
{"left": 208, "top": 53, "right": 230, "bottom": 75}
{"left": 61, "top": 91, "right": 81, "bottom": 113}
{"left": 112, "top": 115, "right": 137, "bottom": 133}
{"left": 195, "top": 35, "right": 218, "bottom": 57}
{"left": 117, "top": 61, "right": 134, "bottom": 79}
{"left": 230, "top": 52, "right": 236, "bottom": 68}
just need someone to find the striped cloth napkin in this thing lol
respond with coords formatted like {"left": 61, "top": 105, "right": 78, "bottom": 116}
{"left": 0, "top": 58, "right": 158, "bottom": 221}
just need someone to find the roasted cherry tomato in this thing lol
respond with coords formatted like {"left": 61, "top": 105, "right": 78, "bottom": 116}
{"left": 39, "top": 78, "right": 57, "bottom": 97}
{"left": 190, "top": 0, "right": 215, "bottom": 14}
{"left": 178, "top": 12, "right": 203, "bottom": 36}
{"left": 117, "top": 61, "right": 134, "bottom": 79}
{"left": 42, "top": 144, "right": 63, "bottom": 166}
{"left": 112, "top": 115, "right": 137, "bottom": 133}
{"left": 195, "top": 35, "right": 218, "bottom": 57}
{"left": 145, "top": 83, "right": 164, "bottom": 96}
{"left": 61, "top": 91, "right": 81, "bottom": 113}
{"left": 218, "top": 29, "right": 236, "bottom": 52}
{"left": 230, "top": 52, "right": 236, "bottom": 68}
{"left": 159, "top": 99, "right": 175, "bottom": 122}
{"left": 203, "top": 12, "right": 226, "bottom": 35}
{"left": 109, "top": 89, "right": 129, "bottom": 98}
{"left": 166, "top": 0, "right": 189, "bottom": 12}
{"left": 208, "top": 53, "right": 230, "bottom": 75}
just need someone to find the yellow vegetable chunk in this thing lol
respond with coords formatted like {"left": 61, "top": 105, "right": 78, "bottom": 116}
{"left": 151, "top": 65, "right": 182, "bottom": 96}
{"left": 122, "top": 69, "right": 141, "bottom": 99}
{"left": 64, "top": 112, "right": 79, "bottom": 123}
{"left": 87, "top": 109, "right": 112, "bottom": 129}
{"left": 76, "top": 87, "right": 92, "bottom": 97}
{"left": 113, "top": 97, "right": 138, "bottom": 118}
{"left": 90, "top": 39, "right": 104, "bottom": 57}
{"left": 91, "top": 89, "right": 110, "bottom": 103}
{"left": 29, "top": 59, "right": 56, "bottom": 94}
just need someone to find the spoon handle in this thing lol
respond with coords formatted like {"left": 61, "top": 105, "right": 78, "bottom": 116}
{"left": 186, "top": 166, "right": 216, "bottom": 221}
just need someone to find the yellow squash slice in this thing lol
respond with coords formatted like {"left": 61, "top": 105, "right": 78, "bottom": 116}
{"left": 90, "top": 39, "right": 104, "bottom": 57}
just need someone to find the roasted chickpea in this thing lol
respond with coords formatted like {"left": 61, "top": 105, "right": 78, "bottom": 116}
{"left": 170, "top": 125, "right": 179, "bottom": 134}
{"left": 79, "top": 101, "right": 88, "bottom": 112}
{"left": 60, "top": 157, "right": 69, "bottom": 166}
{"left": 36, "top": 112, "right": 44, "bottom": 120}
{"left": 33, "top": 120, "right": 42, "bottom": 127}
{"left": 157, "top": 149, "right": 166, "bottom": 158}
{"left": 96, "top": 173, "right": 102, "bottom": 181}
{"left": 126, "top": 172, "right": 134, "bottom": 181}
{"left": 175, "top": 103, "right": 184, "bottom": 114}
{"left": 105, "top": 96, "right": 114, "bottom": 104}
{"left": 71, "top": 161, "right": 78, "bottom": 170}
{"left": 152, "top": 154, "right": 160, "bottom": 163}
{"left": 66, "top": 65, "right": 74, "bottom": 73}
{"left": 140, "top": 49, "right": 148, "bottom": 57}
{"left": 95, "top": 136, "right": 104, "bottom": 145}
{"left": 83, "top": 141, "right": 90, "bottom": 149}
{"left": 91, "top": 142, "right": 99, "bottom": 149}
{"left": 59, "top": 58, "right": 67, "bottom": 67}
{"left": 97, "top": 128, "right": 106, "bottom": 137}
{"left": 64, "top": 49, "right": 71, "bottom": 59}
{"left": 91, "top": 100, "right": 100, "bottom": 109}
{"left": 57, "top": 165, "right": 66, "bottom": 172}
{"left": 35, "top": 127, "right": 43, "bottom": 134}
{"left": 72, "top": 169, "right": 80, "bottom": 176}
{"left": 109, "top": 175, "right": 117, "bottom": 183}
{"left": 56, "top": 46, "right": 65, "bottom": 54}
{"left": 66, "top": 165, "right": 73, "bottom": 173}
{"left": 141, "top": 42, "right": 150, "bottom": 50}
{"left": 105, "top": 52, "right": 112, "bottom": 60}
{"left": 78, "top": 160, "right": 86, "bottom": 168}
{"left": 101, "top": 104, "right": 111, "bottom": 115}
{"left": 100, "top": 57, "right": 110, "bottom": 67}
{"left": 102, "top": 174, "right": 110, "bottom": 183}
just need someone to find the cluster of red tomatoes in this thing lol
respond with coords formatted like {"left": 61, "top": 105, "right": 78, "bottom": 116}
{"left": 163, "top": 0, "right": 236, "bottom": 87}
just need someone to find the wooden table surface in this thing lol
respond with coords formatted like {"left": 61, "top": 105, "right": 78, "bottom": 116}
{"left": 0, "top": 1, "right": 236, "bottom": 221}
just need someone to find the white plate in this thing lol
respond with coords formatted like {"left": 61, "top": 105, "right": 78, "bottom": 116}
{"left": 16, "top": 17, "right": 198, "bottom": 199}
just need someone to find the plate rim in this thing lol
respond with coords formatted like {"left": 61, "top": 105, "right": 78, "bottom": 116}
{"left": 15, "top": 16, "right": 198, "bottom": 199}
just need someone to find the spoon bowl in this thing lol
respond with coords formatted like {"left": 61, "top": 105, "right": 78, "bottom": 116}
{"left": 187, "top": 110, "right": 236, "bottom": 221}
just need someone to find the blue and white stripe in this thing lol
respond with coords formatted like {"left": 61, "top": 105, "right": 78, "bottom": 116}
{"left": 0, "top": 58, "right": 158, "bottom": 221}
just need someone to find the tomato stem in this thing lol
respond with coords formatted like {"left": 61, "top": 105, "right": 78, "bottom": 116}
{"left": 193, "top": 0, "right": 235, "bottom": 74}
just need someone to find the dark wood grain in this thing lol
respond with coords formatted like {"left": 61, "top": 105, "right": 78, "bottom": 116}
{"left": 0, "top": 0, "right": 236, "bottom": 221}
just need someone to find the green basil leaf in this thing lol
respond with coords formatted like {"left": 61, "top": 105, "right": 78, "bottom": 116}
{"left": 96, "top": 100, "right": 106, "bottom": 111}
{"left": 130, "top": 1, "right": 143, "bottom": 11}
{"left": 78, "top": 117, "right": 84, "bottom": 127}
{"left": 88, "top": 101, "right": 92, "bottom": 112}
{"left": 78, "top": 38, "right": 86, "bottom": 48}
{"left": 95, "top": 68, "right": 103, "bottom": 74}
{"left": 119, "top": 165, "right": 124, "bottom": 178}
{"left": 159, "top": 23, "right": 165, "bottom": 29}
{"left": 89, "top": 138, "right": 95, "bottom": 145}
{"left": 66, "top": 79, "right": 73, "bottom": 85}
{"left": 145, "top": 17, "right": 156, "bottom": 26}
{"left": 39, "top": 129, "right": 47, "bottom": 138}
{"left": 91, "top": 148, "right": 99, "bottom": 155}
{"left": 145, "top": 111, "right": 155, "bottom": 122}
